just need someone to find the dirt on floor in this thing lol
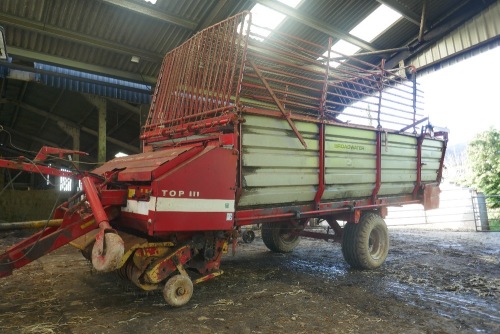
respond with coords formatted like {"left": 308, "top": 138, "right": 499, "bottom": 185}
{"left": 0, "top": 228, "right": 498, "bottom": 334}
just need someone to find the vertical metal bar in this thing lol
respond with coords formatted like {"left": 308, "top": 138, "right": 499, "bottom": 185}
{"left": 213, "top": 19, "right": 231, "bottom": 115}
{"left": 314, "top": 123, "right": 325, "bottom": 207}
{"left": 236, "top": 121, "right": 243, "bottom": 203}
{"left": 235, "top": 15, "right": 250, "bottom": 107}
{"left": 228, "top": 16, "right": 242, "bottom": 104}
{"left": 204, "top": 27, "right": 217, "bottom": 112}
{"left": 184, "top": 36, "right": 198, "bottom": 124}
{"left": 191, "top": 36, "right": 202, "bottom": 117}
{"left": 372, "top": 131, "right": 382, "bottom": 203}
{"left": 377, "top": 59, "right": 385, "bottom": 128}
{"left": 471, "top": 191, "right": 479, "bottom": 232}
{"left": 177, "top": 41, "right": 193, "bottom": 126}
{"left": 97, "top": 99, "right": 106, "bottom": 165}
{"left": 159, "top": 54, "right": 173, "bottom": 124}
{"left": 170, "top": 49, "right": 183, "bottom": 124}
{"left": 412, "top": 135, "right": 424, "bottom": 199}
{"left": 412, "top": 70, "right": 417, "bottom": 133}
{"left": 225, "top": 16, "right": 240, "bottom": 107}
{"left": 320, "top": 38, "right": 332, "bottom": 119}
{"left": 145, "top": 56, "right": 165, "bottom": 130}
{"left": 203, "top": 26, "right": 217, "bottom": 115}
{"left": 436, "top": 133, "right": 448, "bottom": 184}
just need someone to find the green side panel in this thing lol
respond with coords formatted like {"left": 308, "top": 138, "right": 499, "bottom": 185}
{"left": 244, "top": 170, "right": 318, "bottom": 187}
{"left": 239, "top": 115, "right": 319, "bottom": 207}
{"left": 326, "top": 170, "right": 375, "bottom": 184}
{"left": 378, "top": 182, "right": 415, "bottom": 196}
{"left": 243, "top": 151, "right": 318, "bottom": 168}
{"left": 240, "top": 186, "right": 318, "bottom": 207}
{"left": 377, "top": 133, "right": 417, "bottom": 197}
{"left": 323, "top": 183, "right": 375, "bottom": 199}
{"left": 238, "top": 114, "right": 445, "bottom": 208}
{"left": 420, "top": 138, "right": 444, "bottom": 182}
{"left": 323, "top": 125, "right": 376, "bottom": 200}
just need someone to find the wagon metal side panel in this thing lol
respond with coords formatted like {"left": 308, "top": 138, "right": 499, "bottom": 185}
{"left": 150, "top": 146, "right": 238, "bottom": 233}
{"left": 238, "top": 115, "right": 319, "bottom": 207}
{"left": 238, "top": 115, "right": 445, "bottom": 209}
{"left": 379, "top": 133, "right": 417, "bottom": 196}
{"left": 323, "top": 125, "right": 376, "bottom": 200}
{"left": 421, "top": 139, "right": 444, "bottom": 182}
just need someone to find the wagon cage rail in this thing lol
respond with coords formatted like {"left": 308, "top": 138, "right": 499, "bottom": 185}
{"left": 142, "top": 11, "right": 426, "bottom": 147}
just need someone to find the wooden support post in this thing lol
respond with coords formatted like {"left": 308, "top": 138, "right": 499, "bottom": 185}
{"left": 419, "top": 0, "right": 427, "bottom": 42}
{"left": 57, "top": 122, "right": 81, "bottom": 168}
{"left": 98, "top": 102, "right": 107, "bottom": 165}
{"left": 85, "top": 95, "right": 107, "bottom": 165}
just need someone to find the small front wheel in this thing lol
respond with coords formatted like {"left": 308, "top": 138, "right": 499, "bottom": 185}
{"left": 342, "top": 212, "right": 389, "bottom": 269}
{"left": 163, "top": 275, "right": 193, "bottom": 307}
{"left": 242, "top": 230, "right": 255, "bottom": 243}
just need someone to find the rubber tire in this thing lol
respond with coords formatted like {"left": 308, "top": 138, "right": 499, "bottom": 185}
{"left": 242, "top": 230, "right": 255, "bottom": 243}
{"left": 262, "top": 222, "right": 300, "bottom": 253}
{"left": 342, "top": 212, "right": 389, "bottom": 270}
{"left": 163, "top": 275, "right": 194, "bottom": 307}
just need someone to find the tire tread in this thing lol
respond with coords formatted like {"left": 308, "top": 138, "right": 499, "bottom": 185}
{"left": 342, "top": 212, "right": 389, "bottom": 270}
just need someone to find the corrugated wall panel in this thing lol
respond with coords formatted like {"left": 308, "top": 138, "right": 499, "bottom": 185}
{"left": 411, "top": 1, "right": 500, "bottom": 69}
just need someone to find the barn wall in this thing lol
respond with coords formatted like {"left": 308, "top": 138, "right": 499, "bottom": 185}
{"left": 0, "top": 190, "right": 70, "bottom": 222}
{"left": 410, "top": 1, "right": 500, "bottom": 70}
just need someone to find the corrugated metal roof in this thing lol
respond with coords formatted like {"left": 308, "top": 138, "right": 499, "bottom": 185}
{"left": 0, "top": 0, "right": 497, "bottom": 165}
{"left": 2, "top": 0, "right": 495, "bottom": 84}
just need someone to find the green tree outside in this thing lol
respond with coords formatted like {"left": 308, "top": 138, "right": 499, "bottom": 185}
{"left": 463, "top": 128, "right": 500, "bottom": 230}
{"left": 464, "top": 128, "right": 500, "bottom": 203}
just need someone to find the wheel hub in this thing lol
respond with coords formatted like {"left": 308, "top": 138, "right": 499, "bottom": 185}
{"left": 369, "top": 229, "right": 382, "bottom": 258}
{"left": 176, "top": 286, "right": 186, "bottom": 296}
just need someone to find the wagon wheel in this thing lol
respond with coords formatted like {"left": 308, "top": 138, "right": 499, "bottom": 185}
{"left": 242, "top": 230, "right": 255, "bottom": 243}
{"left": 342, "top": 212, "right": 389, "bottom": 269}
{"left": 163, "top": 274, "right": 193, "bottom": 307}
{"left": 261, "top": 222, "right": 301, "bottom": 253}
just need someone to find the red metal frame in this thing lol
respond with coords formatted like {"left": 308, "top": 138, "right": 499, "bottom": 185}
{"left": 435, "top": 132, "right": 448, "bottom": 184}
{"left": 371, "top": 131, "right": 382, "bottom": 204}
{"left": 34, "top": 146, "right": 88, "bottom": 162}
{"left": 0, "top": 158, "right": 76, "bottom": 179}
{"left": 314, "top": 123, "right": 325, "bottom": 208}
{"left": 412, "top": 134, "right": 425, "bottom": 198}
{"left": 142, "top": 12, "right": 250, "bottom": 148}
{"left": 0, "top": 206, "right": 119, "bottom": 278}
{"left": 143, "top": 12, "right": 426, "bottom": 148}
{"left": 0, "top": 145, "right": 127, "bottom": 278}
{"left": 235, "top": 195, "right": 420, "bottom": 226}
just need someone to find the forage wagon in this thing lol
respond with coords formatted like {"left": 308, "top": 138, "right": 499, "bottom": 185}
{"left": 0, "top": 12, "right": 447, "bottom": 306}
